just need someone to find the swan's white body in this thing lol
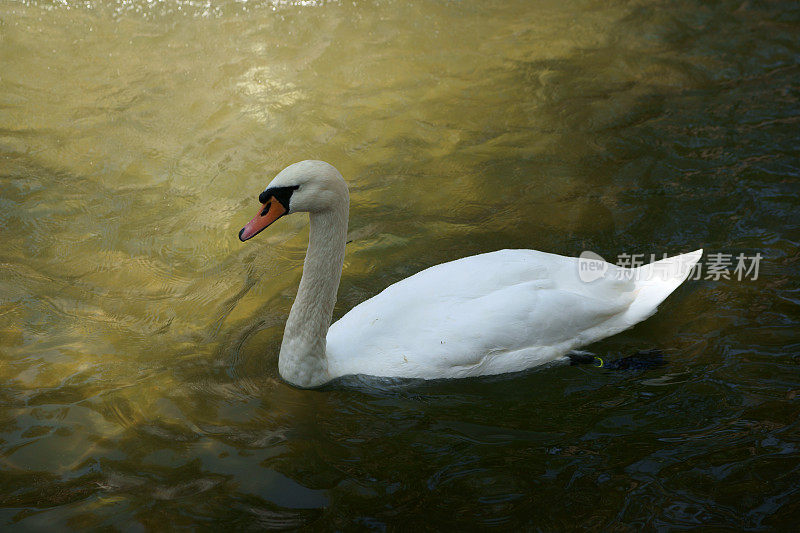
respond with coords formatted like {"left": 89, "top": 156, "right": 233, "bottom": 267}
{"left": 239, "top": 161, "right": 702, "bottom": 388}
{"left": 326, "top": 248, "right": 701, "bottom": 380}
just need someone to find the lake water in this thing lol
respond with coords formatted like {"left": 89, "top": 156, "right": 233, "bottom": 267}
{"left": 1, "top": 0, "right": 798, "bottom": 529}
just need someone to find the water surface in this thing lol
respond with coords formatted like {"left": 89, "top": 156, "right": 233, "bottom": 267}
{"left": 1, "top": 0, "right": 799, "bottom": 529}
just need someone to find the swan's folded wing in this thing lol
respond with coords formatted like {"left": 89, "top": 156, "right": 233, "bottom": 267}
{"left": 326, "top": 249, "right": 638, "bottom": 379}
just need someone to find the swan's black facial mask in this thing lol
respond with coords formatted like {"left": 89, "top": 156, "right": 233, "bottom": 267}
{"left": 259, "top": 185, "right": 300, "bottom": 212}
{"left": 239, "top": 185, "right": 300, "bottom": 242}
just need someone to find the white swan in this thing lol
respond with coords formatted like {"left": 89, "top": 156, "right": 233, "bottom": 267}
{"left": 238, "top": 160, "right": 702, "bottom": 388}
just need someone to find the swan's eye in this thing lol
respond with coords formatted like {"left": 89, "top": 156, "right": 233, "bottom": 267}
{"left": 260, "top": 202, "right": 271, "bottom": 216}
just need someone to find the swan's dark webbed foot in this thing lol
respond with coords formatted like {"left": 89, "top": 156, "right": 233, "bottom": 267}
{"left": 567, "top": 351, "right": 598, "bottom": 365}
{"left": 568, "top": 349, "right": 666, "bottom": 370}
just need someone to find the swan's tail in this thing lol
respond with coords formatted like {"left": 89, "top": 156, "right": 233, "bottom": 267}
{"left": 623, "top": 249, "right": 703, "bottom": 324}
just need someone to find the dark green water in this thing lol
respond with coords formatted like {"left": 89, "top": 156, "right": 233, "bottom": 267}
{"left": 1, "top": 0, "right": 799, "bottom": 529}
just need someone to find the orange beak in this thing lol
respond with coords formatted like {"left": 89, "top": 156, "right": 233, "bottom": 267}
{"left": 238, "top": 200, "right": 287, "bottom": 242}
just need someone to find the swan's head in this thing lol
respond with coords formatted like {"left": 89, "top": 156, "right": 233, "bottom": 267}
{"left": 238, "top": 160, "right": 348, "bottom": 242}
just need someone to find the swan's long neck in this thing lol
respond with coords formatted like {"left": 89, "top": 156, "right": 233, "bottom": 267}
{"left": 278, "top": 201, "right": 348, "bottom": 388}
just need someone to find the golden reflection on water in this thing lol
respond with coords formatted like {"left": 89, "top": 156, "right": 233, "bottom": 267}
{"left": 2, "top": 0, "right": 798, "bottom": 528}
{"left": 0, "top": 0, "right": 664, "bottom": 408}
